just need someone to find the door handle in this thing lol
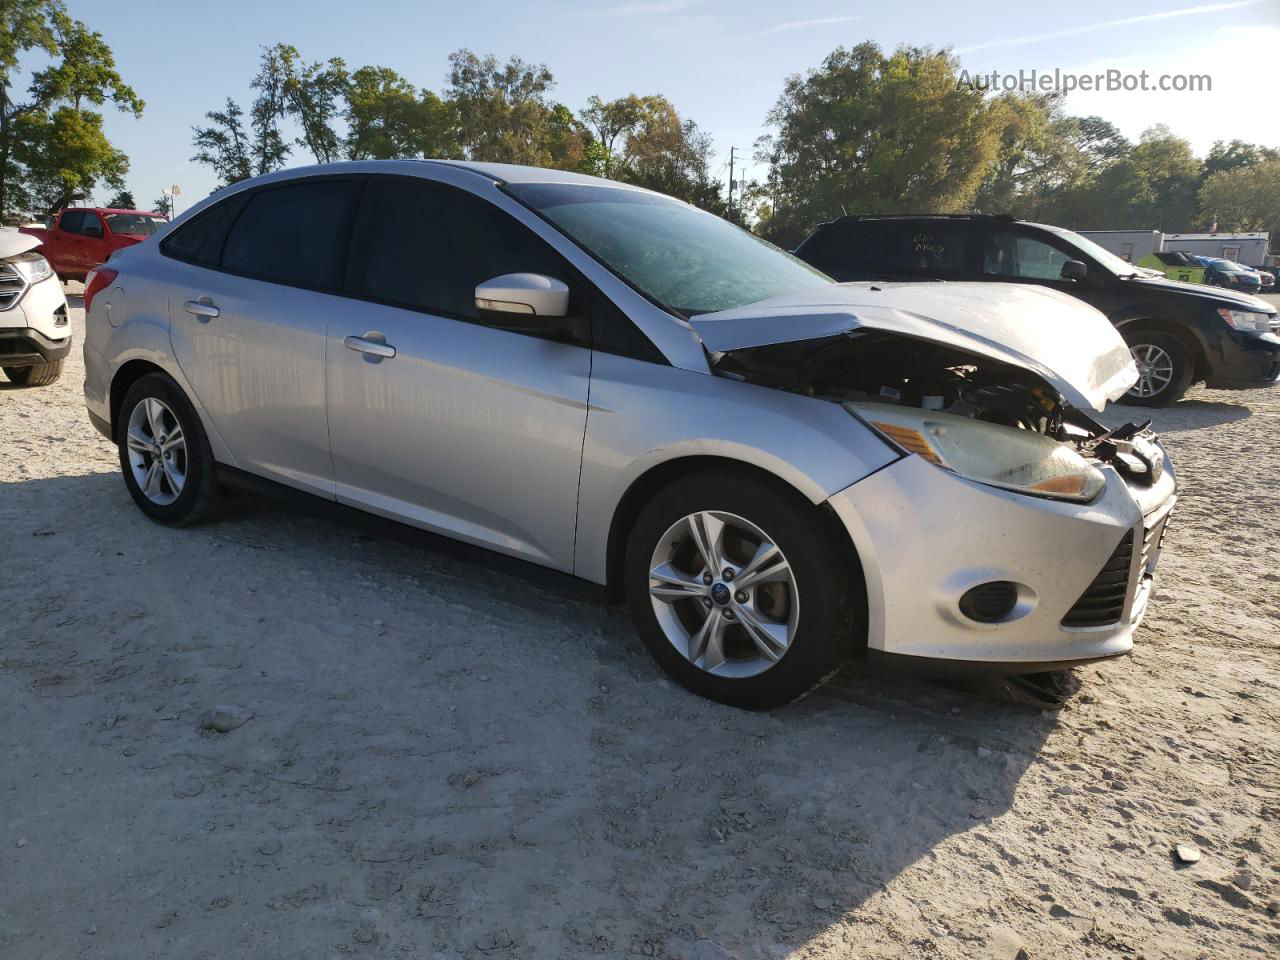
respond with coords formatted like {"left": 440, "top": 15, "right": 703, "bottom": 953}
{"left": 184, "top": 300, "right": 220, "bottom": 320}
{"left": 344, "top": 335, "right": 396, "bottom": 359}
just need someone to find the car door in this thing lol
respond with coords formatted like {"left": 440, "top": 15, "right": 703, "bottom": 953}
{"left": 326, "top": 176, "right": 592, "bottom": 570}
{"left": 981, "top": 224, "right": 1130, "bottom": 317}
{"left": 51, "top": 210, "right": 84, "bottom": 276}
{"left": 165, "top": 177, "right": 364, "bottom": 497}
{"left": 78, "top": 212, "right": 110, "bottom": 272}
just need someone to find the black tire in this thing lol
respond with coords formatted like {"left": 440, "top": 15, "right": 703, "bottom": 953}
{"left": 1119, "top": 331, "right": 1195, "bottom": 407}
{"left": 623, "top": 470, "right": 859, "bottom": 710}
{"left": 116, "top": 371, "right": 224, "bottom": 526}
{"left": 3, "top": 359, "right": 64, "bottom": 386}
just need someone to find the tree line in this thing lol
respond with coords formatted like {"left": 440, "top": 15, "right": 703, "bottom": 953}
{"left": 2, "top": 7, "right": 1277, "bottom": 249}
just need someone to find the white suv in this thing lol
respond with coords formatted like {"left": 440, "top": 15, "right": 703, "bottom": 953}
{"left": 0, "top": 231, "right": 70, "bottom": 386}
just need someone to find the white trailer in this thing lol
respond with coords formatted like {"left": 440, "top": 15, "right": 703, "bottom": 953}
{"left": 1076, "top": 230, "right": 1161, "bottom": 263}
{"left": 1160, "top": 233, "right": 1270, "bottom": 268}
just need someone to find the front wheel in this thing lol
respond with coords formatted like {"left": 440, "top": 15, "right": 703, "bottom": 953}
{"left": 1120, "top": 332, "right": 1194, "bottom": 407}
{"left": 117, "top": 372, "right": 224, "bottom": 525}
{"left": 624, "top": 471, "right": 859, "bottom": 709}
{"left": 3, "top": 360, "right": 64, "bottom": 386}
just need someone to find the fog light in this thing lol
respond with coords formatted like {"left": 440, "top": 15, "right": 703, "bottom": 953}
{"left": 959, "top": 581, "right": 1018, "bottom": 623}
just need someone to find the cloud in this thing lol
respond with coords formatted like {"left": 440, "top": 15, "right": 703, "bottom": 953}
{"left": 954, "top": 0, "right": 1263, "bottom": 54}
{"left": 762, "top": 15, "right": 860, "bottom": 35}
{"left": 603, "top": 0, "right": 695, "bottom": 14}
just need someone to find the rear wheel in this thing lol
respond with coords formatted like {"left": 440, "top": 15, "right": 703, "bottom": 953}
{"left": 624, "top": 471, "right": 858, "bottom": 709}
{"left": 1120, "top": 332, "right": 1194, "bottom": 407}
{"left": 117, "top": 372, "right": 224, "bottom": 526}
{"left": 2, "top": 360, "right": 64, "bottom": 386}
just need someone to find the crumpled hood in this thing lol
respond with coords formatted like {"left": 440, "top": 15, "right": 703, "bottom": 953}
{"left": 690, "top": 281, "right": 1138, "bottom": 412}
{"left": 0, "top": 230, "right": 41, "bottom": 259}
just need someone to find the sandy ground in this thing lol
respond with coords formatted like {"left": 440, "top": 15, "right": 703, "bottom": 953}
{"left": 1, "top": 297, "right": 1278, "bottom": 960}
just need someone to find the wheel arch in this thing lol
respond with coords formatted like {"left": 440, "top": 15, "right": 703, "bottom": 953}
{"left": 602, "top": 455, "right": 869, "bottom": 639}
{"left": 1115, "top": 317, "right": 1211, "bottom": 382}
{"left": 109, "top": 359, "right": 168, "bottom": 434}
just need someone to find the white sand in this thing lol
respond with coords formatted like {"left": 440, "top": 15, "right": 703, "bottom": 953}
{"left": 2, "top": 299, "right": 1276, "bottom": 959}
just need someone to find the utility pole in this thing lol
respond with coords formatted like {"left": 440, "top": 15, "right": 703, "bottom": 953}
{"left": 728, "top": 146, "right": 736, "bottom": 220}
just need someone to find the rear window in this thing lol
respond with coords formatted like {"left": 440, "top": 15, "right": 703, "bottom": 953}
{"left": 105, "top": 213, "right": 166, "bottom": 236}
{"left": 221, "top": 180, "right": 362, "bottom": 289}
{"left": 799, "top": 220, "right": 972, "bottom": 279}
{"left": 160, "top": 197, "right": 244, "bottom": 267}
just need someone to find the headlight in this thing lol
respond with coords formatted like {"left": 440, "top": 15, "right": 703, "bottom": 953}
{"left": 4, "top": 250, "right": 53, "bottom": 284}
{"left": 1217, "top": 308, "right": 1272, "bottom": 333}
{"left": 847, "top": 402, "right": 1106, "bottom": 503}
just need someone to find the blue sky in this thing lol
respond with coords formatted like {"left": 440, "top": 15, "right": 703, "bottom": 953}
{"left": 49, "top": 0, "right": 1280, "bottom": 211}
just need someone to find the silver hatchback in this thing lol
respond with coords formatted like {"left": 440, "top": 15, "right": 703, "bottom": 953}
{"left": 84, "top": 161, "right": 1176, "bottom": 708}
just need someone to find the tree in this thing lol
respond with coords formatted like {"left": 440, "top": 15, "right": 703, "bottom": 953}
{"left": 344, "top": 65, "right": 457, "bottom": 160}
{"left": 1203, "top": 139, "right": 1280, "bottom": 179}
{"left": 0, "top": 2, "right": 142, "bottom": 218}
{"left": 1198, "top": 159, "right": 1280, "bottom": 239}
{"left": 1079, "top": 125, "right": 1200, "bottom": 230}
{"left": 151, "top": 192, "right": 172, "bottom": 217}
{"left": 757, "top": 43, "right": 1004, "bottom": 245}
{"left": 104, "top": 188, "right": 134, "bottom": 208}
{"left": 191, "top": 98, "right": 253, "bottom": 186}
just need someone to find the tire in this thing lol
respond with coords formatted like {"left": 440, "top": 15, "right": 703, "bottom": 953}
{"left": 3, "top": 359, "right": 64, "bottom": 386}
{"left": 623, "top": 470, "right": 859, "bottom": 710}
{"left": 116, "top": 371, "right": 224, "bottom": 526}
{"left": 1120, "top": 331, "right": 1194, "bottom": 407}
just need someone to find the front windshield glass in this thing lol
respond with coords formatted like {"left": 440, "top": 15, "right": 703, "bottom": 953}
{"left": 105, "top": 213, "right": 166, "bottom": 236}
{"left": 505, "top": 182, "right": 831, "bottom": 316}
{"left": 1047, "top": 226, "right": 1142, "bottom": 277}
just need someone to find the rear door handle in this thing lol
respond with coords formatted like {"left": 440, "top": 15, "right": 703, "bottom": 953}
{"left": 344, "top": 335, "right": 396, "bottom": 359}
{"left": 184, "top": 300, "right": 220, "bottom": 319}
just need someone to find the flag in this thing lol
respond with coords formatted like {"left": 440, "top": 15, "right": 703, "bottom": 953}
{"left": 1210, "top": 214, "right": 1218, "bottom": 235}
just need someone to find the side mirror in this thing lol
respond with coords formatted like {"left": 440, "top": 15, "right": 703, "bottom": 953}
{"left": 1060, "top": 259, "right": 1088, "bottom": 282}
{"left": 475, "top": 273, "right": 570, "bottom": 325}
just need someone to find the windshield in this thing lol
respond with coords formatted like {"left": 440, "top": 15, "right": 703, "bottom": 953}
{"left": 105, "top": 213, "right": 166, "bottom": 236}
{"left": 1046, "top": 227, "right": 1142, "bottom": 277}
{"left": 505, "top": 182, "right": 831, "bottom": 316}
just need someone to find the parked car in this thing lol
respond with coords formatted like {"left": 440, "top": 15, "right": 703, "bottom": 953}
{"left": 794, "top": 215, "right": 1280, "bottom": 406}
{"left": 0, "top": 230, "right": 70, "bottom": 385}
{"left": 20, "top": 207, "right": 167, "bottom": 282}
{"left": 1137, "top": 250, "right": 1206, "bottom": 285}
{"left": 84, "top": 162, "right": 1176, "bottom": 709}
{"left": 1191, "top": 256, "right": 1263, "bottom": 293}
{"left": 1247, "top": 266, "right": 1274, "bottom": 291}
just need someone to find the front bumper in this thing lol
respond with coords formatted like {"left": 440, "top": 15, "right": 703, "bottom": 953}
{"left": 0, "top": 273, "right": 70, "bottom": 367}
{"left": 1204, "top": 330, "right": 1280, "bottom": 389}
{"left": 827, "top": 444, "right": 1176, "bottom": 673}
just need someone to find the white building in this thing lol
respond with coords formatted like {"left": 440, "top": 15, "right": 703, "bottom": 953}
{"left": 1079, "top": 229, "right": 1271, "bottom": 267}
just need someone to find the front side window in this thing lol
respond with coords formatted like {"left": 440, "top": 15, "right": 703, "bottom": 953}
{"left": 985, "top": 230, "right": 1072, "bottom": 280}
{"left": 352, "top": 178, "right": 571, "bottom": 320}
{"left": 506, "top": 182, "right": 830, "bottom": 316}
{"left": 81, "top": 213, "right": 104, "bottom": 237}
{"left": 221, "top": 179, "right": 362, "bottom": 289}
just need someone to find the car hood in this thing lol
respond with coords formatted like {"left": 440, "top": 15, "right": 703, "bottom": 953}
{"left": 1126, "top": 274, "right": 1273, "bottom": 310}
{"left": 689, "top": 282, "right": 1138, "bottom": 413}
{"left": 0, "top": 231, "right": 41, "bottom": 259}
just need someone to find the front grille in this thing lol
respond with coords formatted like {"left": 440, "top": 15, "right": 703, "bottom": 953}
{"left": 0, "top": 262, "right": 25, "bottom": 310}
{"left": 1062, "top": 530, "right": 1134, "bottom": 628}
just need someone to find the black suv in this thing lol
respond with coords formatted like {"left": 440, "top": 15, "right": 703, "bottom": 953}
{"left": 794, "top": 214, "right": 1280, "bottom": 406}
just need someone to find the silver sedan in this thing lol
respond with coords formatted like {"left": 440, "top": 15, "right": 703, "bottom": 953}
{"left": 83, "top": 161, "right": 1176, "bottom": 708}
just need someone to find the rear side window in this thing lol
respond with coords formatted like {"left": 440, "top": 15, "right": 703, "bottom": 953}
{"left": 351, "top": 178, "right": 570, "bottom": 321}
{"left": 59, "top": 210, "right": 84, "bottom": 234}
{"left": 221, "top": 180, "right": 362, "bottom": 289}
{"left": 800, "top": 221, "right": 972, "bottom": 279}
{"left": 160, "top": 197, "right": 244, "bottom": 266}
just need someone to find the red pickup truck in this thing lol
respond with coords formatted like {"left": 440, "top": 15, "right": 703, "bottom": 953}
{"left": 20, "top": 207, "right": 167, "bottom": 282}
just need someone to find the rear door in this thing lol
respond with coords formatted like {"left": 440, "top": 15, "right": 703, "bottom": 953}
{"left": 78, "top": 211, "right": 111, "bottom": 272}
{"left": 325, "top": 175, "right": 592, "bottom": 569}
{"left": 797, "top": 220, "right": 978, "bottom": 281}
{"left": 50, "top": 210, "right": 84, "bottom": 275}
{"left": 165, "top": 177, "right": 363, "bottom": 497}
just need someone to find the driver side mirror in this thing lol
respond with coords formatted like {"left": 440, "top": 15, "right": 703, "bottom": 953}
{"left": 1060, "top": 259, "right": 1088, "bottom": 282}
{"left": 475, "top": 273, "right": 570, "bottom": 329}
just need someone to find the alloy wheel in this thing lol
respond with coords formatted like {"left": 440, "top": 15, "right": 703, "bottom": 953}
{"left": 1127, "top": 343, "right": 1175, "bottom": 399}
{"left": 647, "top": 510, "right": 799, "bottom": 678}
{"left": 124, "top": 397, "right": 187, "bottom": 506}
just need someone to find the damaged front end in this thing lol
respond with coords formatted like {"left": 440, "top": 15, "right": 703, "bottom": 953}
{"left": 711, "top": 329, "right": 1165, "bottom": 500}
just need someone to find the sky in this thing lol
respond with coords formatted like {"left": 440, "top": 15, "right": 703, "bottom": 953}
{"left": 45, "top": 0, "right": 1280, "bottom": 212}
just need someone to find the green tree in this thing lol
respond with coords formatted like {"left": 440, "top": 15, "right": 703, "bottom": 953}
{"left": 757, "top": 43, "right": 1005, "bottom": 244}
{"left": 104, "top": 188, "right": 134, "bottom": 208}
{"left": 192, "top": 99, "right": 254, "bottom": 187}
{"left": 151, "top": 192, "right": 172, "bottom": 217}
{"left": 1080, "top": 125, "right": 1200, "bottom": 230}
{"left": 1203, "top": 139, "right": 1280, "bottom": 179}
{"left": 0, "top": 2, "right": 142, "bottom": 218}
{"left": 344, "top": 65, "right": 457, "bottom": 160}
{"left": 1198, "top": 159, "right": 1280, "bottom": 239}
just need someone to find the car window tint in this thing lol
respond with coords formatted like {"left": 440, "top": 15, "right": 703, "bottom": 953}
{"left": 81, "top": 213, "right": 104, "bottom": 235}
{"left": 355, "top": 179, "right": 569, "bottom": 320}
{"left": 59, "top": 210, "right": 83, "bottom": 234}
{"left": 985, "top": 230, "right": 1072, "bottom": 280}
{"left": 808, "top": 221, "right": 972, "bottom": 278}
{"left": 222, "top": 180, "right": 361, "bottom": 289}
{"left": 160, "top": 197, "right": 244, "bottom": 266}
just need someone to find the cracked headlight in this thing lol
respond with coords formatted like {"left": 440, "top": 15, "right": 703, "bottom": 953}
{"left": 5, "top": 250, "right": 54, "bottom": 284}
{"left": 848, "top": 402, "right": 1105, "bottom": 503}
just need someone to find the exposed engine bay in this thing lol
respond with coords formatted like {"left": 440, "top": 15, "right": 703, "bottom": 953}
{"left": 711, "top": 329, "right": 1163, "bottom": 485}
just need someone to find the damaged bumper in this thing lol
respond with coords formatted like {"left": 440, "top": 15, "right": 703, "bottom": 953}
{"left": 827, "top": 443, "right": 1176, "bottom": 674}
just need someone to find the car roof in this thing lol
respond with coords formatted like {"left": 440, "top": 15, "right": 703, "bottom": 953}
{"left": 813, "top": 213, "right": 1064, "bottom": 233}
{"left": 425, "top": 160, "right": 636, "bottom": 189}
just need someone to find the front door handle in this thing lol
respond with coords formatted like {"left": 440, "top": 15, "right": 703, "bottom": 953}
{"left": 344, "top": 335, "right": 396, "bottom": 359}
{"left": 184, "top": 299, "right": 220, "bottom": 320}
